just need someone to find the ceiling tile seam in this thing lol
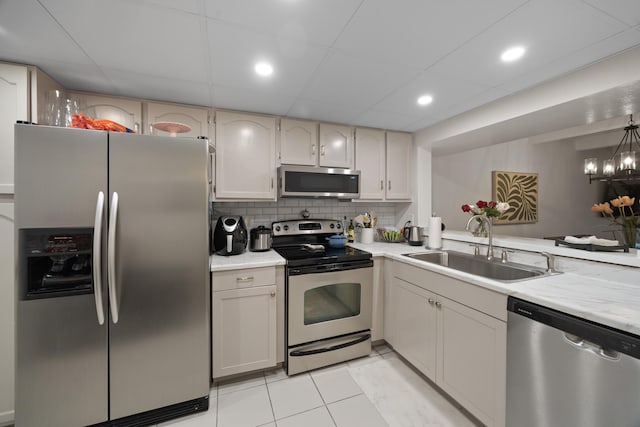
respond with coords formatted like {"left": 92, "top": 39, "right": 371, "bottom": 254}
{"left": 36, "top": 0, "right": 117, "bottom": 91}
{"left": 324, "top": 0, "right": 366, "bottom": 49}
{"left": 281, "top": 0, "right": 366, "bottom": 117}
{"left": 35, "top": 0, "right": 117, "bottom": 92}
{"left": 580, "top": 0, "right": 637, "bottom": 29}
{"left": 419, "top": 0, "right": 533, "bottom": 75}
{"left": 139, "top": 0, "right": 200, "bottom": 17}
{"left": 282, "top": 47, "right": 338, "bottom": 118}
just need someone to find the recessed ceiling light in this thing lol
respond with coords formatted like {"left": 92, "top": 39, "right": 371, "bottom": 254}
{"left": 254, "top": 62, "right": 274, "bottom": 77}
{"left": 417, "top": 95, "right": 433, "bottom": 106}
{"left": 501, "top": 46, "right": 525, "bottom": 62}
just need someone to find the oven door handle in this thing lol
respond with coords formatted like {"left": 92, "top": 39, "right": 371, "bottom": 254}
{"left": 289, "top": 333, "right": 371, "bottom": 357}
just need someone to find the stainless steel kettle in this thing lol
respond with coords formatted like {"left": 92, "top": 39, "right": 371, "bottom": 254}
{"left": 403, "top": 221, "right": 424, "bottom": 246}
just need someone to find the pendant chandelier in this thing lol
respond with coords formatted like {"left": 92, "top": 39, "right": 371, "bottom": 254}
{"left": 584, "top": 114, "right": 640, "bottom": 183}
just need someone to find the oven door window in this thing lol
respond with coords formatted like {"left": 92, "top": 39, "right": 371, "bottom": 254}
{"left": 304, "top": 283, "right": 361, "bottom": 325}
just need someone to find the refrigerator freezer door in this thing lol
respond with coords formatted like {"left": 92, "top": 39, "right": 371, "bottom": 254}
{"left": 108, "top": 133, "right": 210, "bottom": 419}
{"left": 14, "top": 125, "right": 109, "bottom": 427}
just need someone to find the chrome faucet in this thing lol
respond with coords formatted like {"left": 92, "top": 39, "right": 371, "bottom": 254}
{"left": 466, "top": 215, "right": 494, "bottom": 260}
{"left": 540, "top": 252, "right": 557, "bottom": 273}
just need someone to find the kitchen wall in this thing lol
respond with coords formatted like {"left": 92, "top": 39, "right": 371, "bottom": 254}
{"left": 214, "top": 199, "right": 414, "bottom": 231}
{"left": 431, "top": 136, "right": 620, "bottom": 239}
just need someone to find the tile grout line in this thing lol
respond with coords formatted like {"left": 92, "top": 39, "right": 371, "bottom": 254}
{"left": 263, "top": 370, "right": 278, "bottom": 426}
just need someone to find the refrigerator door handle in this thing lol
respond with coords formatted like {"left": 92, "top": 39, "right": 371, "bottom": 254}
{"left": 108, "top": 191, "right": 120, "bottom": 324}
{"left": 93, "top": 191, "right": 105, "bottom": 325}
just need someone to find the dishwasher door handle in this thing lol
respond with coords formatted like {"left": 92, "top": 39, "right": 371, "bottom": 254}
{"left": 564, "top": 332, "right": 620, "bottom": 361}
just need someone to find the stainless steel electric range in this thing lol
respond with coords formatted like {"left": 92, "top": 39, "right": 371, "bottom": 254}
{"left": 271, "top": 219, "right": 373, "bottom": 375}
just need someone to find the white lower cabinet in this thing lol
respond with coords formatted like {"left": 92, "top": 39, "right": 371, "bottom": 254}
{"left": 392, "top": 277, "right": 437, "bottom": 380}
{"left": 437, "top": 297, "right": 506, "bottom": 427}
{"left": 211, "top": 266, "right": 279, "bottom": 379}
{"left": 390, "top": 261, "right": 507, "bottom": 427}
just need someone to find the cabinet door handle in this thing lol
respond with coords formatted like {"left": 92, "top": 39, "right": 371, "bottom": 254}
{"left": 428, "top": 298, "right": 435, "bottom": 305}
{"left": 311, "top": 144, "right": 316, "bottom": 156}
{"left": 270, "top": 291, "right": 276, "bottom": 297}
{"left": 388, "top": 180, "right": 391, "bottom": 191}
{"left": 236, "top": 276, "right": 254, "bottom": 282}
{"left": 435, "top": 301, "right": 442, "bottom": 308}
{"left": 380, "top": 180, "right": 384, "bottom": 190}
{"left": 320, "top": 145, "right": 326, "bottom": 156}
{"left": 271, "top": 178, "right": 274, "bottom": 189}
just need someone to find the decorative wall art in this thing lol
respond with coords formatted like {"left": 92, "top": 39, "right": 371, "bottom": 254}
{"left": 491, "top": 171, "right": 538, "bottom": 224}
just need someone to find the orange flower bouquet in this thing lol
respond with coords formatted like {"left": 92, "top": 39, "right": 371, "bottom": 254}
{"left": 591, "top": 196, "right": 639, "bottom": 247}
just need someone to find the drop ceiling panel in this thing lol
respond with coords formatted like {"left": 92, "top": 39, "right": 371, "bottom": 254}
{"left": 207, "top": 20, "right": 329, "bottom": 99}
{"left": 372, "top": 71, "right": 492, "bottom": 119}
{"left": 213, "top": 84, "right": 297, "bottom": 116}
{"left": 38, "top": 0, "right": 209, "bottom": 83}
{"left": 499, "top": 29, "right": 640, "bottom": 94}
{"left": 102, "top": 68, "right": 213, "bottom": 107}
{"left": 0, "top": 0, "right": 93, "bottom": 66}
{"left": 139, "top": 0, "right": 202, "bottom": 15}
{"left": 38, "top": 60, "right": 115, "bottom": 95}
{"left": 352, "top": 109, "right": 417, "bottom": 131}
{"left": 287, "top": 98, "right": 361, "bottom": 124}
{"left": 204, "top": 0, "right": 363, "bottom": 46}
{"left": 582, "top": 0, "right": 640, "bottom": 27}
{"left": 301, "top": 49, "right": 418, "bottom": 109}
{"left": 332, "top": 0, "right": 529, "bottom": 70}
{"left": 428, "top": 0, "right": 629, "bottom": 87}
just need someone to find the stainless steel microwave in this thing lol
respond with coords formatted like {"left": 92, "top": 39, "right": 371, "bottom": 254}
{"left": 278, "top": 165, "right": 360, "bottom": 199}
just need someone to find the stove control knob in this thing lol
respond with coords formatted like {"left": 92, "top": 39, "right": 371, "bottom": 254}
{"left": 330, "top": 223, "right": 335, "bottom": 229}
{"left": 275, "top": 226, "right": 281, "bottom": 232}
{"left": 336, "top": 223, "right": 341, "bottom": 229}
{"left": 283, "top": 225, "right": 289, "bottom": 231}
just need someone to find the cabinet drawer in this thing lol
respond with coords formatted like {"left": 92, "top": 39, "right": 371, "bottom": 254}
{"left": 212, "top": 266, "right": 276, "bottom": 291}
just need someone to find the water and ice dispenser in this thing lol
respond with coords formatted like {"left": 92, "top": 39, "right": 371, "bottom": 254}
{"left": 19, "top": 228, "right": 94, "bottom": 299}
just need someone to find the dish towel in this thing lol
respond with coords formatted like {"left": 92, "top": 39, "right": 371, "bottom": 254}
{"left": 563, "top": 235, "right": 620, "bottom": 246}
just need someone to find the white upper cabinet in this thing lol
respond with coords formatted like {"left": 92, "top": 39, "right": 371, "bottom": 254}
{"left": 71, "top": 92, "right": 142, "bottom": 133}
{"left": 355, "top": 129, "right": 412, "bottom": 201}
{"left": 279, "top": 118, "right": 318, "bottom": 166}
{"left": 144, "top": 102, "right": 211, "bottom": 138}
{"left": 355, "top": 128, "right": 386, "bottom": 200}
{"left": 318, "top": 123, "right": 354, "bottom": 168}
{"left": 0, "top": 64, "right": 63, "bottom": 194}
{"left": 386, "top": 131, "right": 412, "bottom": 200}
{"left": 214, "top": 111, "right": 276, "bottom": 200}
{"left": 0, "top": 63, "right": 28, "bottom": 194}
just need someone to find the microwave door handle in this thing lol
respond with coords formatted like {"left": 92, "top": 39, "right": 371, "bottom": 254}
{"left": 108, "top": 192, "right": 120, "bottom": 324}
{"left": 92, "top": 191, "right": 105, "bottom": 325}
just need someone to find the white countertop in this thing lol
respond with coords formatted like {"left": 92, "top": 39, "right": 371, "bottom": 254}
{"left": 350, "top": 237, "right": 640, "bottom": 336}
{"left": 442, "top": 230, "right": 640, "bottom": 268}
{"left": 209, "top": 249, "right": 285, "bottom": 272}
{"left": 210, "top": 235, "right": 640, "bottom": 337}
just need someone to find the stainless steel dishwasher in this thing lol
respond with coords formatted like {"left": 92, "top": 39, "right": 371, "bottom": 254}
{"left": 507, "top": 297, "right": 640, "bottom": 427}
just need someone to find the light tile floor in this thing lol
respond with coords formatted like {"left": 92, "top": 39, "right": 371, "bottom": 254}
{"left": 157, "top": 344, "right": 481, "bottom": 427}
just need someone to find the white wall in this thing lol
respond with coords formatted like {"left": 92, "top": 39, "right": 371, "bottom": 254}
{"left": 430, "top": 138, "right": 617, "bottom": 239}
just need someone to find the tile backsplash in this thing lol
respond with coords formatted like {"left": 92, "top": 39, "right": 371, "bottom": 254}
{"left": 214, "top": 199, "right": 412, "bottom": 230}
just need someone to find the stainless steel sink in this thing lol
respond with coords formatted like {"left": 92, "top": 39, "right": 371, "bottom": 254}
{"left": 403, "top": 250, "right": 553, "bottom": 282}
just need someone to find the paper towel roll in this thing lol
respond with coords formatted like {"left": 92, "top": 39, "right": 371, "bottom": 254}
{"left": 428, "top": 217, "right": 442, "bottom": 249}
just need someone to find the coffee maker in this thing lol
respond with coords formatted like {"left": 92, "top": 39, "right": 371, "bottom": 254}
{"left": 213, "top": 216, "right": 248, "bottom": 256}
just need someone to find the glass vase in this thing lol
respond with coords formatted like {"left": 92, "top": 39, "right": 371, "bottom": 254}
{"left": 472, "top": 217, "right": 488, "bottom": 238}
{"left": 622, "top": 219, "right": 638, "bottom": 248}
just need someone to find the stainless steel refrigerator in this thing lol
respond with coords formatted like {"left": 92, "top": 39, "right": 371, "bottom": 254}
{"left": 14, "top": 124, "right": 210, "bottom": 427}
